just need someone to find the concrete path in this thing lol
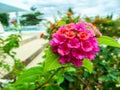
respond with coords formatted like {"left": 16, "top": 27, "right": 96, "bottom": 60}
{"left": 0, "top": 34, "right": 48, "bottom": 78}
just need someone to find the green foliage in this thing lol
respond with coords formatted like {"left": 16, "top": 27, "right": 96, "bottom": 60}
{"left": 0, "top": 34, "right": 21, "bottom": 71}
{"left": 2, "top": 44, "right": 120, "bottom": 90}
{"left": 15, "top": 66, "right": 44, "bottom": 84}
{"left": 20, "top": 11, "right": 43, "bottom": 26}
{"left": 85, "top": 15, "right": 120, "bottom": 37}
{"left": 57, "top": 76, "right": 64, "bottom": 84}
{"left": 97, "top": 36, "right": 120, "bottom": 48}
{"left": 0, "top": 22, "right": 22, "bottom": 76}
{"left": 89, "top": 46, "right": 120, "bottom": 89}
{"left": 2, "top": 84, "right": 16, "bottom": 90}
{"left": 44, "top": 85, "right": 63, "bottom": 90}
{"left": 82, "top": 59, "right": 93, "bottom": 73}
{"left": 44, "top": 46, "right": 62, "bottom": 72}
{"left": 57, "top": 21, "right": 66, "bottom": 26}
{"left": 68, "top": 8, "right": 74, "bottom": 14}
{"left": 0, "top": 13, "right": 9, "bottom": 26}
{"left": 3, "top": 34, "right": 21, "bottom": 54}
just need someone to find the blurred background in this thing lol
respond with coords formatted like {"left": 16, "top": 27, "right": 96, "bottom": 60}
{"left": 0, "top": 0, "right": 120, "bottom": 26}
{"left": 0, "top": 1, "right": 120, "bottom": 89}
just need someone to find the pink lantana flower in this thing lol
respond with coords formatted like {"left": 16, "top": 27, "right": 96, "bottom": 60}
{"left": 72, "top": 48, "right": 84, "bottom": 59}
{"left": 10, "top": 20, "right": 16, "bottom": 24}
{"left": 64, "top": 23, "right": 75, "bottom": 30}
{"left": 68, "top": 38, "right": 80, "bottom": 48}
{"left": 57, "top": 29, "right": 76, "bottom": 39}
{"left": 81, "top": 40, "right": 93, "bottom": 52}
{"left": 50, "top": 22, "right": 100, "bottom": 67}
{"left": 58, "top": 43, "right": 70, "bottom": 56}
{"left": 71, "top": 57, "right": 83, "bottom": 66}
{"left": 77, "top": 31, "right": 90, "bottom": 40}
{"left": 85, "top": 23, "right": 102, "bottom": 37}
{"left": 75, "top": 22, "right": 86, "bottom": 32}
{"left": 52, "top": 34, "right": 66, "bottom": 44}
{"left": 59, "top": 55, "right": 71, "bottom": 64}
{"left": 64, "top": 30, "right": 76, "bottom": 39}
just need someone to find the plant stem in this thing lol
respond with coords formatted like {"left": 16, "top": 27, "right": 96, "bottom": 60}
{"left": 35, "top": 67, "right": 65, "bottom": 90}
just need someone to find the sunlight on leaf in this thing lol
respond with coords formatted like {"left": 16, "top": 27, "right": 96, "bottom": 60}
{"left": 97, "top": 36, "right": 120, "bottom": 48}
{"left": 82, "top": 59, "right": 93, "bottom": 73}
{"left": 44, "top": 46, "right": 62, "bottom": 72}
{"left": 57, "top": 21, "right": 66, "bottom": 26}
{"left": 15, "top": 66, "right": 43, "bottom": 84}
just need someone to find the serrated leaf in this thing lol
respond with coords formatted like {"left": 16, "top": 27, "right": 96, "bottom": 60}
{"left": 82, "top": 59, "right": 93, "bottom": 73}
{"left": 57, "top": 21, "right": 66, "bottom": 26}
{"left": 97, "top": 36, "right": 120, "bottom": 48}
{"left": 44, "top": 47, "right": 62, "bottom": 72}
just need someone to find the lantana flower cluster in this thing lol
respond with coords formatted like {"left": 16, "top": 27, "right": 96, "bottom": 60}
{"left": 50, "top": 22, "right": 100, "bottom": 67}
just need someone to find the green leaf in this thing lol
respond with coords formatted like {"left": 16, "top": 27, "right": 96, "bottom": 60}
{"left": 64, "top": 74, "right": 74, "bottom": 82}
{"left": 82, "top": 59, "right": 93, "bottom": 73}
{"left": 67, "top": 67, "right": 76, "bottom": 72}
{"left": 15, "top": 66, "right": 43, "bottom": 84}
{"left": 108, "top": 74, "right": 118, "bottom": 82}
{"left": 44, "top": 47, "right": 62, "bottom": 72}
{"left": 73, "top": 16, "right": 80, "bottom": 23}
{"left": 28, "top": 83, "right": 36, "bottom": 90}
{"left": 57, "top": 21, "right": 66, "bottom": 26}
{"left": 15, "top": 83, "right": 29, "bottom": 90}
{"left": 98, "top": 75, "right": 107, "bottom": 81}
{"left": 97, "top": 36, "right": 120, "bottom": 48}
{"left": 2, "top": 87, "right": 16, "bottom": 90}
{"left": 45, "top": 85, "right": 63, "bottom": 90}
{"left": 2, "top": 85, "right": 16, "bottom": 90}
{"left": 57, "top": 76, "right": 64, "bottom": 84}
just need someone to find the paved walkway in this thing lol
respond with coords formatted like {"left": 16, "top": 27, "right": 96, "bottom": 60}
{"left": 0, "top": 33, "right": 48, "bottom": 78}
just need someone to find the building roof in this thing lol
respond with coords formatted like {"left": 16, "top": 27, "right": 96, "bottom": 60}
{"left": 0, "top": 2, "right": 28, "bottom": 13}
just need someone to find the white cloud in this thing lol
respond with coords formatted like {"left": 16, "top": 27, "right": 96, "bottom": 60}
{"left": 1, "top": 0, "right": 120, "bottom": 20}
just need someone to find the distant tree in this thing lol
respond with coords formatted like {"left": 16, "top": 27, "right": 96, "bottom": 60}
{"left": 20, "top": 7, "right": 44, "bottom": 26}
{"left": 30, "top": 7, "right": 37, "bottom": 11}
{"left": 68, "top": 7, "right": 74, "bottom": 14}
{"left": 0, "top": 13, "right": 9, "bottom": 26}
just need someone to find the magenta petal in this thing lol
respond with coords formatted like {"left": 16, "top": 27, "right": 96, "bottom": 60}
{"left": 71, "top": 57, "right": 83, "bottom": 67}
{"left": 50, "top": 39, "right": 58, "bottom": 46}
{"left": 89, "top": 38, "right": 100, "bottom": 53}
{"left": 89, "top": 38, "right": 98, "bottom": 47}
{"left": 53, "top": 33, "right": 66, "bottom": 44}
{"left": 75, "top": 22, "right": 86, "bottom": 31}
{"left": 85, "top": 52, "right": 96, "bottom": 60}
{"left": 68, "top": 38, "right": 80, "bottom": 48}
{"left": 72, "top": 49, "right": 84, "bottom": 59}
{"left": 81, "top": 40, "right": 93, "bottom": 52}
{"left": 59, "top": 55, "right": 71, "bottom": 64}
{"left": 58, "top": 26, "right": 65, "bottom": 31}
{"left": 52, "top": 46, "right": 58, "bottom": 52}
{"left": 58, "top": 44, "right": 70, "bottom": 56}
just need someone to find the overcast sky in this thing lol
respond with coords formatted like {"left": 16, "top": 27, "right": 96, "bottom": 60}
{"left": 0, "top": 0, "right": 120, "bottom": 21}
